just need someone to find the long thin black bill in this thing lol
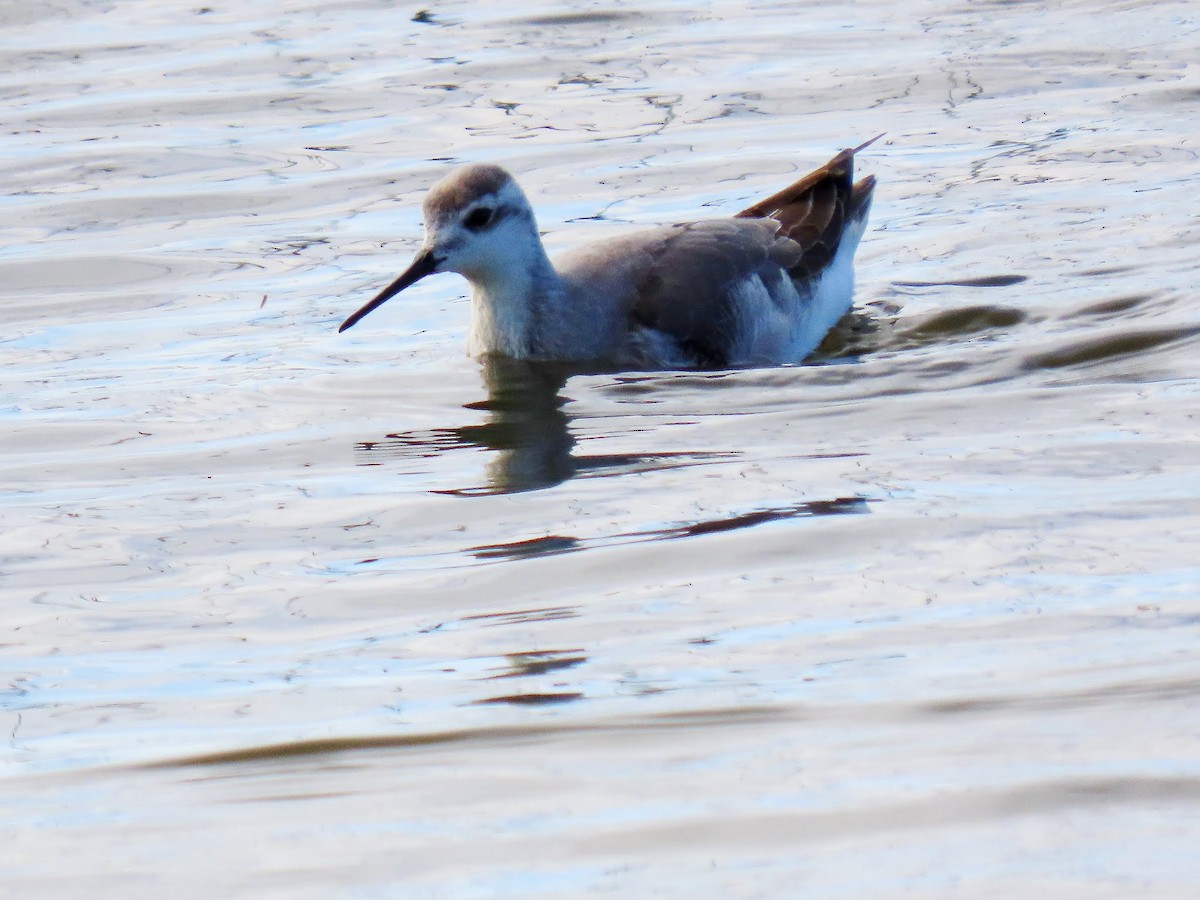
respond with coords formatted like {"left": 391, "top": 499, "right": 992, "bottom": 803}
{"left": 338, "top": 249, "right": 441, "bottom": 333}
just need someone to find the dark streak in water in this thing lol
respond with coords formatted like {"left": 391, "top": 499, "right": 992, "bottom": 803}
{"left": 484, "top": 650, "right": 588, "bottom": 680}
{"left": 472, "top": 692, "right": 584, "bottom": 706}
{"left": 469, "top": 535, "right": 580, "bottom": 559}
{"left": 514, "top": 11, "right": 645, "bottom": 26}
{"left": 146, "top": 706, "right": 794, "bottom": 768}
{"left": 1061, "top": 294, "right": 1154, "bottom": 319}
{"left": 465, "top": 497, "right": 871, "bottom": 562}
{"left": 1022, "top": 325, "right": 1200, "bottom": 370}
{"left": 898, "top": 305, "right": 1028, "bottom": 341}
{"left": 892, "top": 275, "right": 1028, "bottom": 288}
{"left": 921, "top": 674, "right": 1200, "bottom": 715}
{"left": 461, "top": 606, "right": 580, "bottom": 626}
{"left": 1070, "top": 265, "right": 1138, "bottom": 277}
{"left": 658, "top": 498, "right": 868, "bottom": 539}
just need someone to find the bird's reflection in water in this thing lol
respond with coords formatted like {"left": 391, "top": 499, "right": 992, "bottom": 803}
{"left": 354, "top": 355, "right": 732, "bottom": 495}
{"left": 448, "top": 355, "right": 580, "bottom": 494}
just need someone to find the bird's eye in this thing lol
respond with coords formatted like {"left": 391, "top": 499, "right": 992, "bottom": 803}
{"left": 464, "top": 206, "right": 494, "bottom": 231}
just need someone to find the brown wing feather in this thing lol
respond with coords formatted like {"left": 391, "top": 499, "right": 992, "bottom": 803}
{"left": 561, "top": 138, "right": 880, "bottom": 367}
{"left": 736, "top": 136, "right": 880, "bottom": 282}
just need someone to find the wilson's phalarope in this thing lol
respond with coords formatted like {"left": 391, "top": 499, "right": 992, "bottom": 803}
{"left": 339, "top": 139, "right": 878, "bottom": 368}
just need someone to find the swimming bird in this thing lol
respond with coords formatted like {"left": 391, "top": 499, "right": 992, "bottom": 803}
{"left": 339, "top": 139, "right": 879, "bottom": 369}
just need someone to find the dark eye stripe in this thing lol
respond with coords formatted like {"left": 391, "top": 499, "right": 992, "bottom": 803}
{"left": 464, "top": 206, "right": 494, "bottom": 231}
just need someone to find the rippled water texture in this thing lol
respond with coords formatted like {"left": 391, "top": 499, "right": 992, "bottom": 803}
{"left": 4, "top": 0, "right": 1200, "bottom": 895}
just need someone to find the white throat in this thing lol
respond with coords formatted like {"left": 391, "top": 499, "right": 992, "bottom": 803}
{"left": 463, "top": 241, "right": 561, "bottom": 359}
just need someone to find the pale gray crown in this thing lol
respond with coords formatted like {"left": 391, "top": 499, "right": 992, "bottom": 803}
{"left": 423, "top": 163, "right": 521, "bottom": 226}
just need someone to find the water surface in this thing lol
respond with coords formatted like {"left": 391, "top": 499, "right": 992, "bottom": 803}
{"left": 3, "top": 0, "right": 1200, "bottom": 895}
